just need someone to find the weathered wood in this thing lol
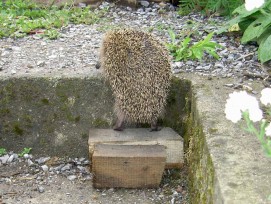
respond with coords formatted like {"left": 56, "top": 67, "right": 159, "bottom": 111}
{"left": 89, "top": 128, "right": 183, "bottom": 168}
{"left": 92, "top": 144, "right": 166, "bottom": 188}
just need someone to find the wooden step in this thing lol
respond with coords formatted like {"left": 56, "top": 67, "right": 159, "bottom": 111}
{"left": 92, "top": 144, "right": 166, "bottom": 188}
{"left": 89, "top": 128, "right": 184, "bottom": 169}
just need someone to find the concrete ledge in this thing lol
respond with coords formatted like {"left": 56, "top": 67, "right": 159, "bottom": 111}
{"left": 182, "top": 73, "right": 271, "bottom": 204}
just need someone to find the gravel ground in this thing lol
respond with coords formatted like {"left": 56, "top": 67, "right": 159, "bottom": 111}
{"left": 0, "top": 1, "right": 271, "bottom": 204}
{"left": 0, "top": 153, "right": 188, "bottom": 204}
{"left": 0, "top": 1, "right": 270, "bottom": 83}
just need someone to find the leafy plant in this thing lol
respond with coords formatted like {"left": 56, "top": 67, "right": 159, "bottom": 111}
{"left": 218, "top": 1, "right": 271, "bottom": 63}
{"left": 166, "top": 30, "right": 222, "bottom": 61}
{"left": 178, "top": 0, "right": 243, "bottom": 16}
{"left": 18, "top": 147, "right": 32, "bottom": 157}
{"left": 0, "top": 0, "right": 107, "bottom": 39}
{"left": 43, "top": 29, "right": 60, "bottom": 39}
{"left": 0, "top": 148, "right": 7, "bottom": 156}
{"left": 177, "top": 0, "right": 193, "bottom": 16}
{"left": 69, "top": 7, "right": 102, "bottom": 25}
{"left": 178, "top": 0, "right": 197, "bottom": 11}
{"left": 205, "top": 0, "right": 244, "bottom": 16}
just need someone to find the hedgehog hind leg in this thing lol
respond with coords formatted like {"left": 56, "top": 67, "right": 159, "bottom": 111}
{"left": 150, "top": 121, "right": 161, "bottom": 132}
{"left": 113, "top": 110, "right": 125, "bottom": 131}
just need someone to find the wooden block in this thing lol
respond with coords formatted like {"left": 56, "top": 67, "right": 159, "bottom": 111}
{"left": 92, "top": 144, "right": 166, "bottom": 188}
{"left": 89, "top": 128, "right": 183, "bottom": 168}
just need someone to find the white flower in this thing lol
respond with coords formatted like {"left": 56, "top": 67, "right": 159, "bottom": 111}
{"left": 260, "top": 88, "right": 271, "bottom": 106}
{"left": 245, "top": 0, "right": 265, "bottom": 11}
{"left": 266, "top": 123, "right": 271, "bottom": 136}
{"left": 225, "top": 92, "right": 243, "bottom": 123}
{"left": 225, "top": 91, "right": 263, "bottom": 123}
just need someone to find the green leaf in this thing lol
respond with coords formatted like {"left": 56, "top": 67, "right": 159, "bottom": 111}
{"left": 232, "top": 4, "right": 245, "bottom": 15}
{"left": 242, "top": 15, "right": 271, "bottom": 43}
{"left": 203, "top": 32, "right": 214, "bottom": 42}
{"left": 181, "top": 37, "right": 191, "bottom": 47}
{"left": 175, "top": 54, "right": 183, "bottom": 61}
{"left": 168, "top": 29, "right": 176, "bottom": 42}
{"left": 257, "top": 27, "right": 271, "bottom": 44}
{"left": 18, "top": 147, "right": 32, "bottom": 157}
{"left": 205, "top": 48, "right": 220, "bottom": 59}
{"left": 0, "top": 148, "right": 7, "bottom": 156}
{"left": 217, "top": 8, "right": 263, "bottom": 34}
{"left": 258, "top": 34, "right": 271, "bottom": 63}
{"left": 233, "top": 4, "right": 262, "bottom": 17}
{"left": 204, "top": 41, "right": 222, "bottom": 48}
{"left": 266, "top": 1, "right": 271, "bottom": 10}
{"left": 238, "top": 18, "right": 256, "bottom": 31}
{"left": 191, "top": 48, "right": 203, "bottom": 60}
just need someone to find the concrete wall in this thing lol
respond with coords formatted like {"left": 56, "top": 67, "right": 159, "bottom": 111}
{"left": 0, "top": 76, "right": 190, "bottom": 157}
{"left": 0, "top": 77, "right": 114, "bottom": 157}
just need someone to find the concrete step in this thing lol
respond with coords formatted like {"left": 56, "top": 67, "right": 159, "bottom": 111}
{"left": 1, "top": 72, "right": 270, "bottom": 203}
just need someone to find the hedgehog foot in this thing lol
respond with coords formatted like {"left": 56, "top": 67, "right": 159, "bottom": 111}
{"left": 113, "top": 125, "right": 124, "bottom": 131}
{"left": 150, "top": 127, "right": 161, "bottom": 131}
{"left": 113, "top": 114, "right": 125, "bottom": 131}
{"left": 150, "top": 122, "right": 161, "bottom": 132}
{"left": 95, "top": 61, "right": 101, "bottom": 69}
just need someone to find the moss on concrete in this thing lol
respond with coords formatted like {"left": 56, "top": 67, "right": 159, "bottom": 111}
{"left": 92, "top": 118, "right": 110, "bottom": 127}
{"left": 0, "top": 77, "right": 114, "bottom": 157}
{"left": 163, "top": 76, "right": 192, "bottom": 135}
{"left": 41, "top": 98, "right": 50, "bottom": 105}
{"left": 13, "top": 123, "right": 24, "bottom": 136}
{"left": 0, "top": 76, "right": 192, "bottom": 159}
{"left": 183, "top": 91, "right": 215, "bottom": 204}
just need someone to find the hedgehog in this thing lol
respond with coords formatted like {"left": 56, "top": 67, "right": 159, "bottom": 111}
{"left": 97, "top": 29, "right": 172, "bottom": 131}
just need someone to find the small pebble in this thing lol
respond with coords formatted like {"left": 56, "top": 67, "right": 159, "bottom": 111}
{"left": 37, "top": 186, "right": 45, "bottom": 193}
{"left": 23, "top": 154, "right": 30, "bottom": 159}
{"left": 67, "top": 175, "right": 77, "bottom": 181}
{"left": 27, "top": 159, "right": 35, "bottom": 166}
{"left": 11, "top": 70, "right": 16, "bottom": 74}
{"left": 41, "top": 165, "right": 49, "bottom": 172}
{"left": 7, "top": 154, "right": 14, "bottom": 163}
{"left": 36, "top": 157, "right": 50, "bottom": 164}
{"left": 140, "top": 1, "right": 150, "bottom": 7}
{"left": 61, "top": 164, "right": 72, "bottom": 171}
{"left": 224, "top": 83, "right": 234, "bottom": 88}
{"left": 37, "top": 61, "right": 45, "bottom": 67}
{"left": 0, "top": 155, "right": 9, "bottom": 164}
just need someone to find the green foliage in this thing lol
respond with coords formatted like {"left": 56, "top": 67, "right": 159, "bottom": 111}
{"left": 243, "top": 111, "right": 271, "bottom": 157}
{"left": 43, "top": 29, "right": 60, "bottom": 39}
{"left": 166, "top": 30, "right": 222, "bottom": 61}
{"left": 205, "top": 0, "right": 244, "bottom": 16}
{"left": 0, "top": 147, "right": 33, "bottom": 157}
{"left": 178, "top": 0, "right": 243, "bottom": 16}
{"left": 218, "top": 1, "right": 271, "bottom": 63}
{"left": 177, "top": 0, "right": 192, "bottom": 16}
{"left": 0, "top": 148, "right": 7, "bottom": 156}
{"left": 18, "top": 147, "right": 32, "bottom": 157}
{"left": 0, "top": 0, "right": 107, "bottom": 39}
{"left": 69, "top": 7, "right": 102, "bottom": 24}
